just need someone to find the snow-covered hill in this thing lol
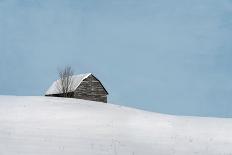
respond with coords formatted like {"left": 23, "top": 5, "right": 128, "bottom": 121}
{"left": 0, "top": 96, "right": 232, "bottom": 155}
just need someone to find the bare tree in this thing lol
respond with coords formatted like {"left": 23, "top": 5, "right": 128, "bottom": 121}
{"left": 57, "top": 66, "right": 74, "bottom": 98}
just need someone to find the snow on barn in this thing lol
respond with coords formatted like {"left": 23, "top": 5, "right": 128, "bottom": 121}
{"left": 45, "top": 73, "right": 108, "bottom": 103}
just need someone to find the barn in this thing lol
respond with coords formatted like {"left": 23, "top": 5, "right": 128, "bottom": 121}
{"left": 45, "top": 73, "right": 108, "bottom": 103}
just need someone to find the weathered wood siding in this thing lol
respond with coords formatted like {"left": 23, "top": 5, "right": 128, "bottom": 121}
{"left": 74, "top": 75, "right": 108, "bottom": 103}
{"left": 45, "top": 92, "right": 74, "bottom": 98}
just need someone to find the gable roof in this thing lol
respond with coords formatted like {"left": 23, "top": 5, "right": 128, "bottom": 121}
{"left": 45, "top": 73, "right": 109, "bottom": 95}
{"left": 45, "top": 73, "right": 92, "bottom": 95}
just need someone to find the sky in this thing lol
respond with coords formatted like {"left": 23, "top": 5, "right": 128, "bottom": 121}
{"left": 0, "top": 0, "right": 232, "bottom": 117}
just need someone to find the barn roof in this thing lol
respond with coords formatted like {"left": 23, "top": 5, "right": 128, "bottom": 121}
{"left": 45, "top": 73, "right": 96, "bottom": 95}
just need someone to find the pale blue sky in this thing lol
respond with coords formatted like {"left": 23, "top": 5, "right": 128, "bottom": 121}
{"left": 0, "top": 0, "right": 232, "bottom": 117}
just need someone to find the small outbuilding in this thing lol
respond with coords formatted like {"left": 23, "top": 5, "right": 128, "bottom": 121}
{"left": 45, "top": 73, "right": 108, "bottom": 103}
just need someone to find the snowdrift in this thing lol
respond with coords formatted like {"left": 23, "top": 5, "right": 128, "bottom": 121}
{"left": 0, "top": 96, "right": 232, "bottom": 155}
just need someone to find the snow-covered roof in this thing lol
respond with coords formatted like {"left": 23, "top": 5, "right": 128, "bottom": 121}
{"left": 45, "top": 73, "right": 92, "bottom": 95}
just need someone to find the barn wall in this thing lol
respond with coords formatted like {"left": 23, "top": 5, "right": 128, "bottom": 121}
{"left": 74, "top": 75, "right": 107, "bottom": 103}
{"left": 45, "top": 92, "right": 74, "bottom": 98}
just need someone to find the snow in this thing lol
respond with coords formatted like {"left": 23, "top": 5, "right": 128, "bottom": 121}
{"left": 0, "top": 96, "right": 232, "bottom": 155}
{"left": 45, "top": 73, "right": 91, "bottom": 95}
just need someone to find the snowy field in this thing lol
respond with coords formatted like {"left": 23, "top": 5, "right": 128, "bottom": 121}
{"left": 0, "top": 96, "right": 232, "bottom": 155}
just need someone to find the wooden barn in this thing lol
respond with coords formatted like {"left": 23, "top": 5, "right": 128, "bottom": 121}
{"left": 45, "top": 73, "right": 108, "bottom": 103}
